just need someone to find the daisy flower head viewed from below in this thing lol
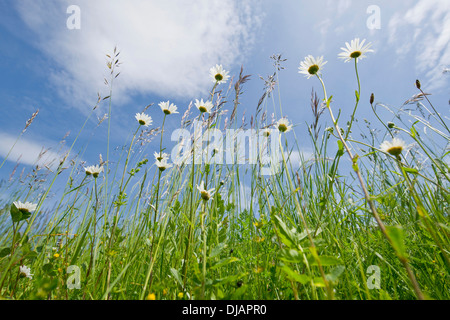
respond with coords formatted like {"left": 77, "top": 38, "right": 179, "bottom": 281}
{"left": 380, "top": 138, "right": 406, "bottom": 157}
{"left": 338, "top": 38, "right": 374, "bottom": 63}
{"left": 84, "top": 165, "right": 104, "bottom": 178}
{"left": 159, "top": 101, "right": 179, "bottom": 115}
{"left": 262, "top": 128, "right": 271, "bottom": 137}
{"left": 135, "top": 112, "right": 152, "bottom": 127}
{"left": 19, "top": 265, "right": 33, "bottom": 279}
{"left": 197, "top": 181, "right": 215, "bottom": 201}
{"left": 276, "top": 118, "right": 293, "bottom": 133}
{"left": 210, "top": 64, "right": 230, "bottom": 84}
{"left": 299, "top": 55, "right": 327, "bottom": 79}
{"left": 155, "top": 158, "right": 173, "bottom": 172}
{"left": 154, "top": 151, "right": 170, "bottom": 162}
{"left": 13, "top": 201, "right": 37, "bottom": 213}
{"left": 194, "top": 99, "right": 214, "bottom": 114}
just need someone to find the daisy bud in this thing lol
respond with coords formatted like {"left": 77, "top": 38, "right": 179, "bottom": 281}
{"left": 415, "top": 79, "right": 421, "bottom": 90}
{"left": 370, "top": 93, "right": 374, "bottom": 105}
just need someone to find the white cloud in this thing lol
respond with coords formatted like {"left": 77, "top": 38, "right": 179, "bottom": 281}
{"left": 285, "top": 150, "right": 314, "bottom": 169}
{"left": 388, "top": 0, "right": 450, "bottom": 91}
{"left": 0, "top": 132, "right": 66, "bottom": 169}
{"left": 14, "top": 0, "right": 263, "bottom": 113}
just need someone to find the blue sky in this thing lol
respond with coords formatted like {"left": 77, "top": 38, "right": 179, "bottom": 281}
{"left": 0, "top": 0, "right": 449, "bottom": 183}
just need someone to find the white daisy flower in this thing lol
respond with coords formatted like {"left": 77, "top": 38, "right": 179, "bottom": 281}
{"left": 261, "top": 128, "right": 272, "bottom": 137}
{"left": 299, "top": 55, "right": 327, "bottom": 79}
{"left": 155, "top": 159, "right": 173, "bottom": 171}
{"left": 210, "top": 64, "right": 230, "bottom": 84}
{"left": 159, "top": 101, "right": 179, "bottom": 115}
{"left": 197, "top": 181, "right": 216, "bottom": 201}
{"left": 194, "top": 99, "right": 214, "bottom": 114}
{"left": 276, "top": 118, "right": 293, "bottom": 133}
{"left": 19, "top": 265, "right": 33, "bottom": 279}
{"left": 338, "top": 38, "right": 374, "bottom": 62}
{"left": 135, "top": 112, "right": 153, "bottom": 127}
{"left": 380, "top": 138, "right": 406, "bottom": 157}
{"left": 154, "top": 151, "right": 170, "bottom": 162}
{"left": 84, "top": 165, "right": 104, "bottom": 178}
{"left": 13, "top": 201, "right": 37, "bottom": 213}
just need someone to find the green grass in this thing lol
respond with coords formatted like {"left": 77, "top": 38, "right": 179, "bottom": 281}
{"left": 0, "top": 50, "right": 448, "bottom": 301}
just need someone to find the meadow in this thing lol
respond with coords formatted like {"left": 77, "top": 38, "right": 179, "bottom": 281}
{"left": 0, "top": 40, "right": 449, "bottom": 300}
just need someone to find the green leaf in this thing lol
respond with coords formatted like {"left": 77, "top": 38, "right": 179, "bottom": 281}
{"left": 308, "top": 255, "right": 342, "bottom": 266}
{"left": 70, "top": 219, "right": 91, "bottom": 266}
{"left": 410, "top": 126, "right": 417, "bottom": 138}
{"left": 281, "top": 265, "right": 310, "bottom": 285}
{"left": 212, "top": 272, "right": 247, "bottom": 287}
{"left": 404, "top": 167, "right": 419, "bottom": 174}
{"left": 42, "top": 263, "right": 56, "bottom": 276}
{"left": 273, "top": 215, "right": 297, "bottom": 248}
{"left": 10, "top": 204, "right": 22, "bottom": 223}
{"left": 326, "top": 265, "right": 345, "bottom": 282}
{"left": 386, "top": 225, "right": 407, "bottom": 260}
{"left": 209, "top": 243, "right": 228, "bottom": 259}
{"left": 170, "top": 268, "right": 183, "bottom": 287}
{"left": 312, "top": 277, "right": 326, "bottom": 287}
{"left": 230, "top": 284, "right": 248, "bottom": 299}
{"left": 0, "top": 247, "right": 11, "bottom": 258}
{"left": 279, "top": 248, "right": 304, "bottom": 264}
{"left": 210, "top": 257, "right": 239, "bottom": 270}
{"left": 337, "top": 140, "right": 345, "bottom": 156}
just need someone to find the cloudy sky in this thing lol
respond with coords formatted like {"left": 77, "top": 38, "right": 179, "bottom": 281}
{"left": 0, "top": 0, "right": 448, "bottom": 180}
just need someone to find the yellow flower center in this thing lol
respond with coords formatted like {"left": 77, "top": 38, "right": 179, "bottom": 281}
{"left": 199, "top": 106, "right": 207, "bottom": 113}
{"left": 387, "top": 146, "right": 403, "bottom": 156}
{"left": 308, "top": 64, "right": 319, "bottom": 75}
{"left": 139, "top": 120, "right": 146, "bottom": 125}
{"left": 278, "top": 124, "right": 287, "bottom": 132}
{"left": 350, "top": 51, "right": 362, "bottom": 59}
{"left": 215, "top": 73, "right": 223, "bottom": 81}
{"left": 201, "top": 191, "right": 210, "bottom": 201}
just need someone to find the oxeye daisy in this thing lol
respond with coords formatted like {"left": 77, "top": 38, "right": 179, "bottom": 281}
{"left": 261, "top": 128, "right": 272, "bottom": 137}
{"left": 194, "top": 99, "right": 214, "bottom": 114}
{"left": 135, "top": 112, "right": 153, "bottom": 127}
{"left": 19, "top": 265, "right": 33, "bottom": 280}
{"left": 197, "top": 181, "right": 215, "bottom": 201}
{"left": 380, "top": 138, "right": 406, "bottom": 157}
{"left": 13, "top": 201, "right": 37, "bottom": 214}
{"left": 154, "top": 151, "right": 169, "bottom": 162}
{"left": 210, "top": 64, "right": 230, "bottom": 84}
{"left": 155, "top": 159, "right": 173, "bottom": 171}
{"left": 338, "top": 38, "right": 374, "bottom": 62}
{"left": 159, "top": 101, "right": 179, "bottom": 115}
{"left": 84, "top": 165, "right": 104, "bottom": 178}
{"left": 276, "top": 118, "right": 293, "bottom": 133}
{"left": 299, "top": 55, "right": 327, "bottom": 79}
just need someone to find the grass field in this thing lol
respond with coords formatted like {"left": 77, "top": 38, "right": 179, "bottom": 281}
{"left": 0, "top": 41, "right": 449, "bottom": 301}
